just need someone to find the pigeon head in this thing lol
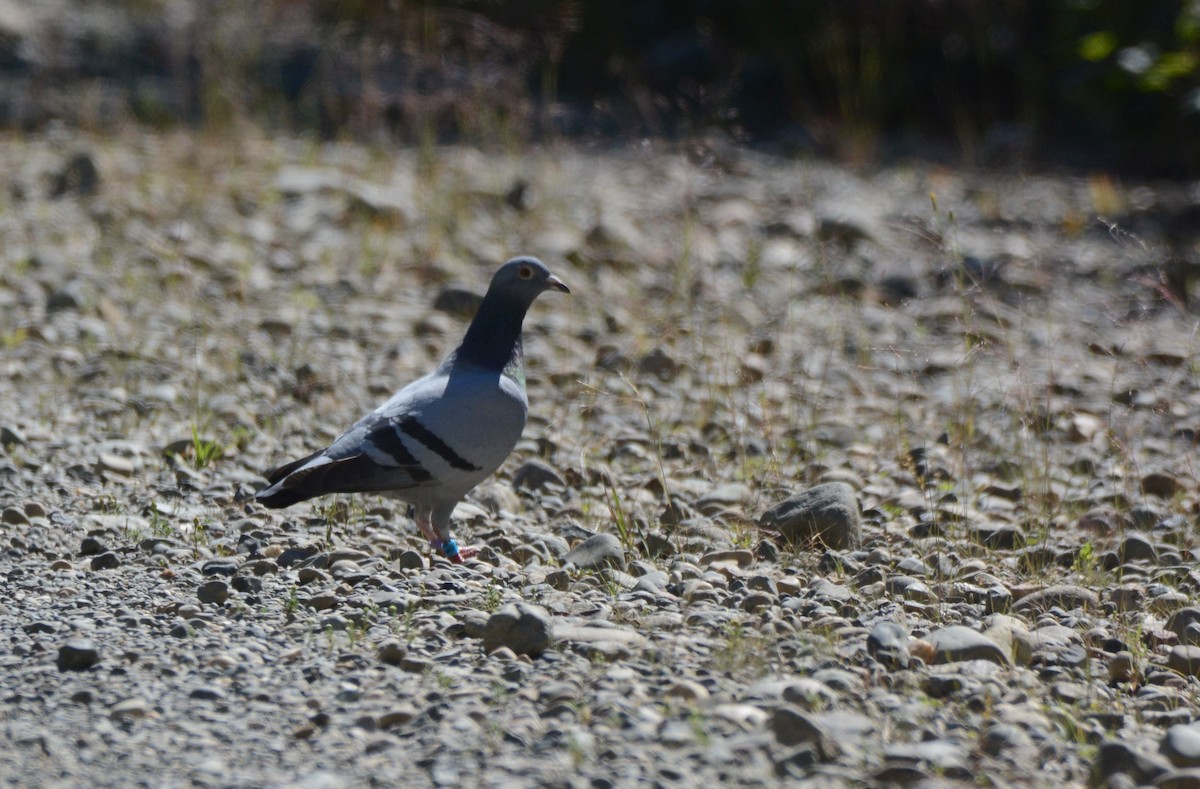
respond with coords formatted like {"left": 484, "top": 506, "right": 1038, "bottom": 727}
{"left": 488, "top": 256, "right": 571, "bottom": 303}
{"left": 456, "top": 256, "right": 569, "bottom": 372}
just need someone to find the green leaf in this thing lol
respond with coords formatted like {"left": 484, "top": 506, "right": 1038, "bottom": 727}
{"left": 1079, "top": 31, "right": 1117, "bottom": 62}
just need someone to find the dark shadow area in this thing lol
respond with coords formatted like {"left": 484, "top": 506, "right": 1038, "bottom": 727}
{"left": 0, "top": 1, "right": 1197, "bottom": 175}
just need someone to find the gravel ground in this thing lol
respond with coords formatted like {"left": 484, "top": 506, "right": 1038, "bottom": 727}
{"left": 2, "top": 130, "right": 1200, "bottom": 788}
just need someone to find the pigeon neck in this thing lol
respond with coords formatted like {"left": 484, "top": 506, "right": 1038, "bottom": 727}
{"left": 455, "top": 292, "right": 530, "bottom": 374}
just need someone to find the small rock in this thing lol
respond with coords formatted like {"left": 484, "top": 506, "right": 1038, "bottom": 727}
{"left": 488, "top": 646, "right": 518, "bottom": 661}
{"left": 903, "top": 639, "right": 933, "bottom": 666}
{"left": 867, "top": 622, "right": 911, "bottom": 670}
{"left": 1168, "top": 646, "right": 1200, "bottom": 677}
{"left": 511, "top": 459, "right": 566, "bottom": 493}
{"left": 1109, "top": 651, "right": 1137, "bottom": 684}
{"left": 555, "top": 624, "right": 647, "bottom": 660}
{"left": 56, "top": 639, "right": 100, "bottom": 672}
{"left": 1129, "top": 504, "right": 1162, "bottom": 529}
{"left": 97, "top": 452, "right": 135, "bottom": 476}
{"left": 696, "top": 483, "right": 753, "bottom": 514}
{"left": 396, "top": 549, "right": 426, "bottom": 571}
{"left": 2, "top": 506, "right": 28, "bottom": 525}
{"left": 983, "top": 615, "right": 1032, "bottom": 666}
{"left": 1078, "top": 507, "right": 1121, "bottom": 533}
{"left": 1067, "top": 413, "right": 1103, "bottom": 442}
{"left": 1120, "top": 532, "right": 1158, "bottom": 563}
{"left": 197, "top": 580, "right": 229, "bottom": 605}
{"left": 1167, "top": 608, "right": 1200, "bottom": 640}
{"left": 637, "top": 348, "right": 678, "bottom": 381}
{"left": 970, "top": 523, "right": 1025, "bottom": 549}
{"left": 1111, "top": 584, "right": 1147, "bottom": 612}
{"left": 377, "top": 706, "right": 419, "bottom": 729}
{"left": 1161, "top": 724, "right": 1200, "bottom": 768}
{"left": 739, "top": 354, "right": 769, "bottom": 383}
{"left": 759, "top": 482, "right": 862, "bottom": 550}
{"left": 0, "top": 425, "right": 27, "bottom": 447}
{"left": 700, "top": 549, "right": 753, "bottom": 568}
{"left": 1143, "top": 472, "right": 1182, "bottom": 498}
{"left": 482, "top": 602, "right": 554, "bottom": 658}
{"left": 664, "top": 679, "right": 710, "bottom": 704}
{"left": 50, "top": 151, "right": 100, "bottom": 198}
{"left": 771, "top": 706, "right": 873, "bottom": 760}
{"left": 79, "top": 536, "right": 107, "bottom": 556}
{"left": 980, "top": 723, "right": 1034, "bottom": 758}
{"left": 1157, "top": 768, "right": 1200, "bottom": 789}
{"left": 90, "top": 552, "right": 121, "bottom": 571}
{"left": 563, "top": 533, "right": 625, "bottom": 570}
{"left": 1092, "top": 740, "right": 1172, "bottom": 787}
{"left": 926, "top": 625, "right": 1010, "bottom": 666}
{"left": 1013, "top": 584, "right": 1099, "bottom": 613}
{"left": 432, "top": 284, "right": 482, "bottom": 319}
{"left": 109, "top": 698, "right": 150, "bottom": 720}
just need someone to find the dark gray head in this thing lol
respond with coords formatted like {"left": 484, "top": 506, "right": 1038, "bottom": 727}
{"left": 456, "top": 256, "right": 569, "bottom": 372}
{"left": 486, "top": 256, "right": 570, "bottom": 303}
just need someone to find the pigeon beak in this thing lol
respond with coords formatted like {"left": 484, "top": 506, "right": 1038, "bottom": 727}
{"left": 547, "top": 275, "right": 570, "bottom": 294}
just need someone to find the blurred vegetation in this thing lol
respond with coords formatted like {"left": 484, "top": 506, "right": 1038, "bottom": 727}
{"left": 1, "top": 0, "right": 1197, "bottom": 174}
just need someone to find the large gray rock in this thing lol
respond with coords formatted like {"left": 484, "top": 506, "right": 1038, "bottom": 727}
{"left": 482, "top": 603, "right": 554, "bottom": 658}
{"left": 759, "top": 482, "right": 862, "bottom": 550}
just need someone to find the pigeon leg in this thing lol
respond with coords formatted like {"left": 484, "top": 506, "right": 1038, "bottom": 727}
{"left": 431, "top": 502, "right": 477, "bottom": 563}
{"left": 411, "top": 509, "right": 440, "bottom": 544}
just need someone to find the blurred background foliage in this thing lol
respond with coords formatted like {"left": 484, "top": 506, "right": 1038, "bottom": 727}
{"left": 1, "top": 0, "right": 1197, "bottom": 175}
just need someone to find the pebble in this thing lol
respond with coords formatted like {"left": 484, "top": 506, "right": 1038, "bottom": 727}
{"left": 0, "top": 425, "right": 27, "bottom": 446}
{"left": 925, "top": 625, "right": 1010, "bottom": 666}
{"left": 2, "top": 506, "right": 28, "bottom": 525}
{"left": 664, "top": 679, "right": 710, "bottom": 704}
{"left": 97, "top": 452, "right": 136, "bottom": 476}
{"left": 482, "top": 603, "right": 554, "bottom": 657}
{"left": 1012, "top": 584, "right": 1099, "bottom": 613}
{"left": 695, "top": 483, "right": 752, "bottom": 514}
{"left": 110, "top": 698, "right": 151, "bottom": 719}
{"left": 1167, "top": 646, "right": 1200, "bottom": 677}
{"left": 1120, "top": 532, "right": 1158, "bottom": 563}
{"left": 90, "top": 552, "right": 121, "bottom": 570}
{"left": 562, "top": 533, "right": 625, "bottom": 570}
{"left": 197, "top": 580, "right": 229, "bottom": 605}
{"left": 1167, "top": 608, "right": 1200, "bottom": 640}
{"left": 758, "top": 482, "right": 862, "bottom": 550}
{"left": 700, "top": 549, "right": 753, "bottom": 567}
{"left": 555, "top": 623, "right": 647, "bottom": 660}
{"left": 431, "top": 284, "right": 482, "bottom": 318}
{"left": 637, "top": 348, "right": 678, "bottom": 381}
{"left": 1108, "top": 651, "right": 1137, "bottom": 684}
{"left": 983, "top": 615, "right": 1032, "bottom": 666}
{"left": 1092, "top": 740, "right": 1172, "bottom": 787}
{"left": 511, "top": 458, "right": 566, "bottom": 493}
{"left": 866, "top": 622, "right": 910, "bottom": 670}
{"left": 56, "top": 639, "right": 100, "bottom": 672}
{"left": 1142, "top": 472, "right": 1182, "bottom": 497}
{"left": 979, "top": 723, "right": 1034, "bottom": 757}
{"left": 1162, "top": 724, "right": 1200, "bottom": 768}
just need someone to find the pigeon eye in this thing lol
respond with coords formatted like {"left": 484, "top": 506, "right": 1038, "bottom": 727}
{"left": 518, "top": 266, "right": 533, "bottom": 280}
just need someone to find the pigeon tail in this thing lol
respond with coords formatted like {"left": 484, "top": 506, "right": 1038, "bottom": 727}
{"left": 255, "top": 485, "right": 321, "bottom": 509}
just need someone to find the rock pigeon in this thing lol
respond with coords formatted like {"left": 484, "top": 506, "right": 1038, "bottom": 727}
{"left": 256, "top": 256, "right": 569, "bottom": 563}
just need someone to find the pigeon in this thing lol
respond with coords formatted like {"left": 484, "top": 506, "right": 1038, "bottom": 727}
{"left": 256, "top": 256, "right": 569, "bottom": 563}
